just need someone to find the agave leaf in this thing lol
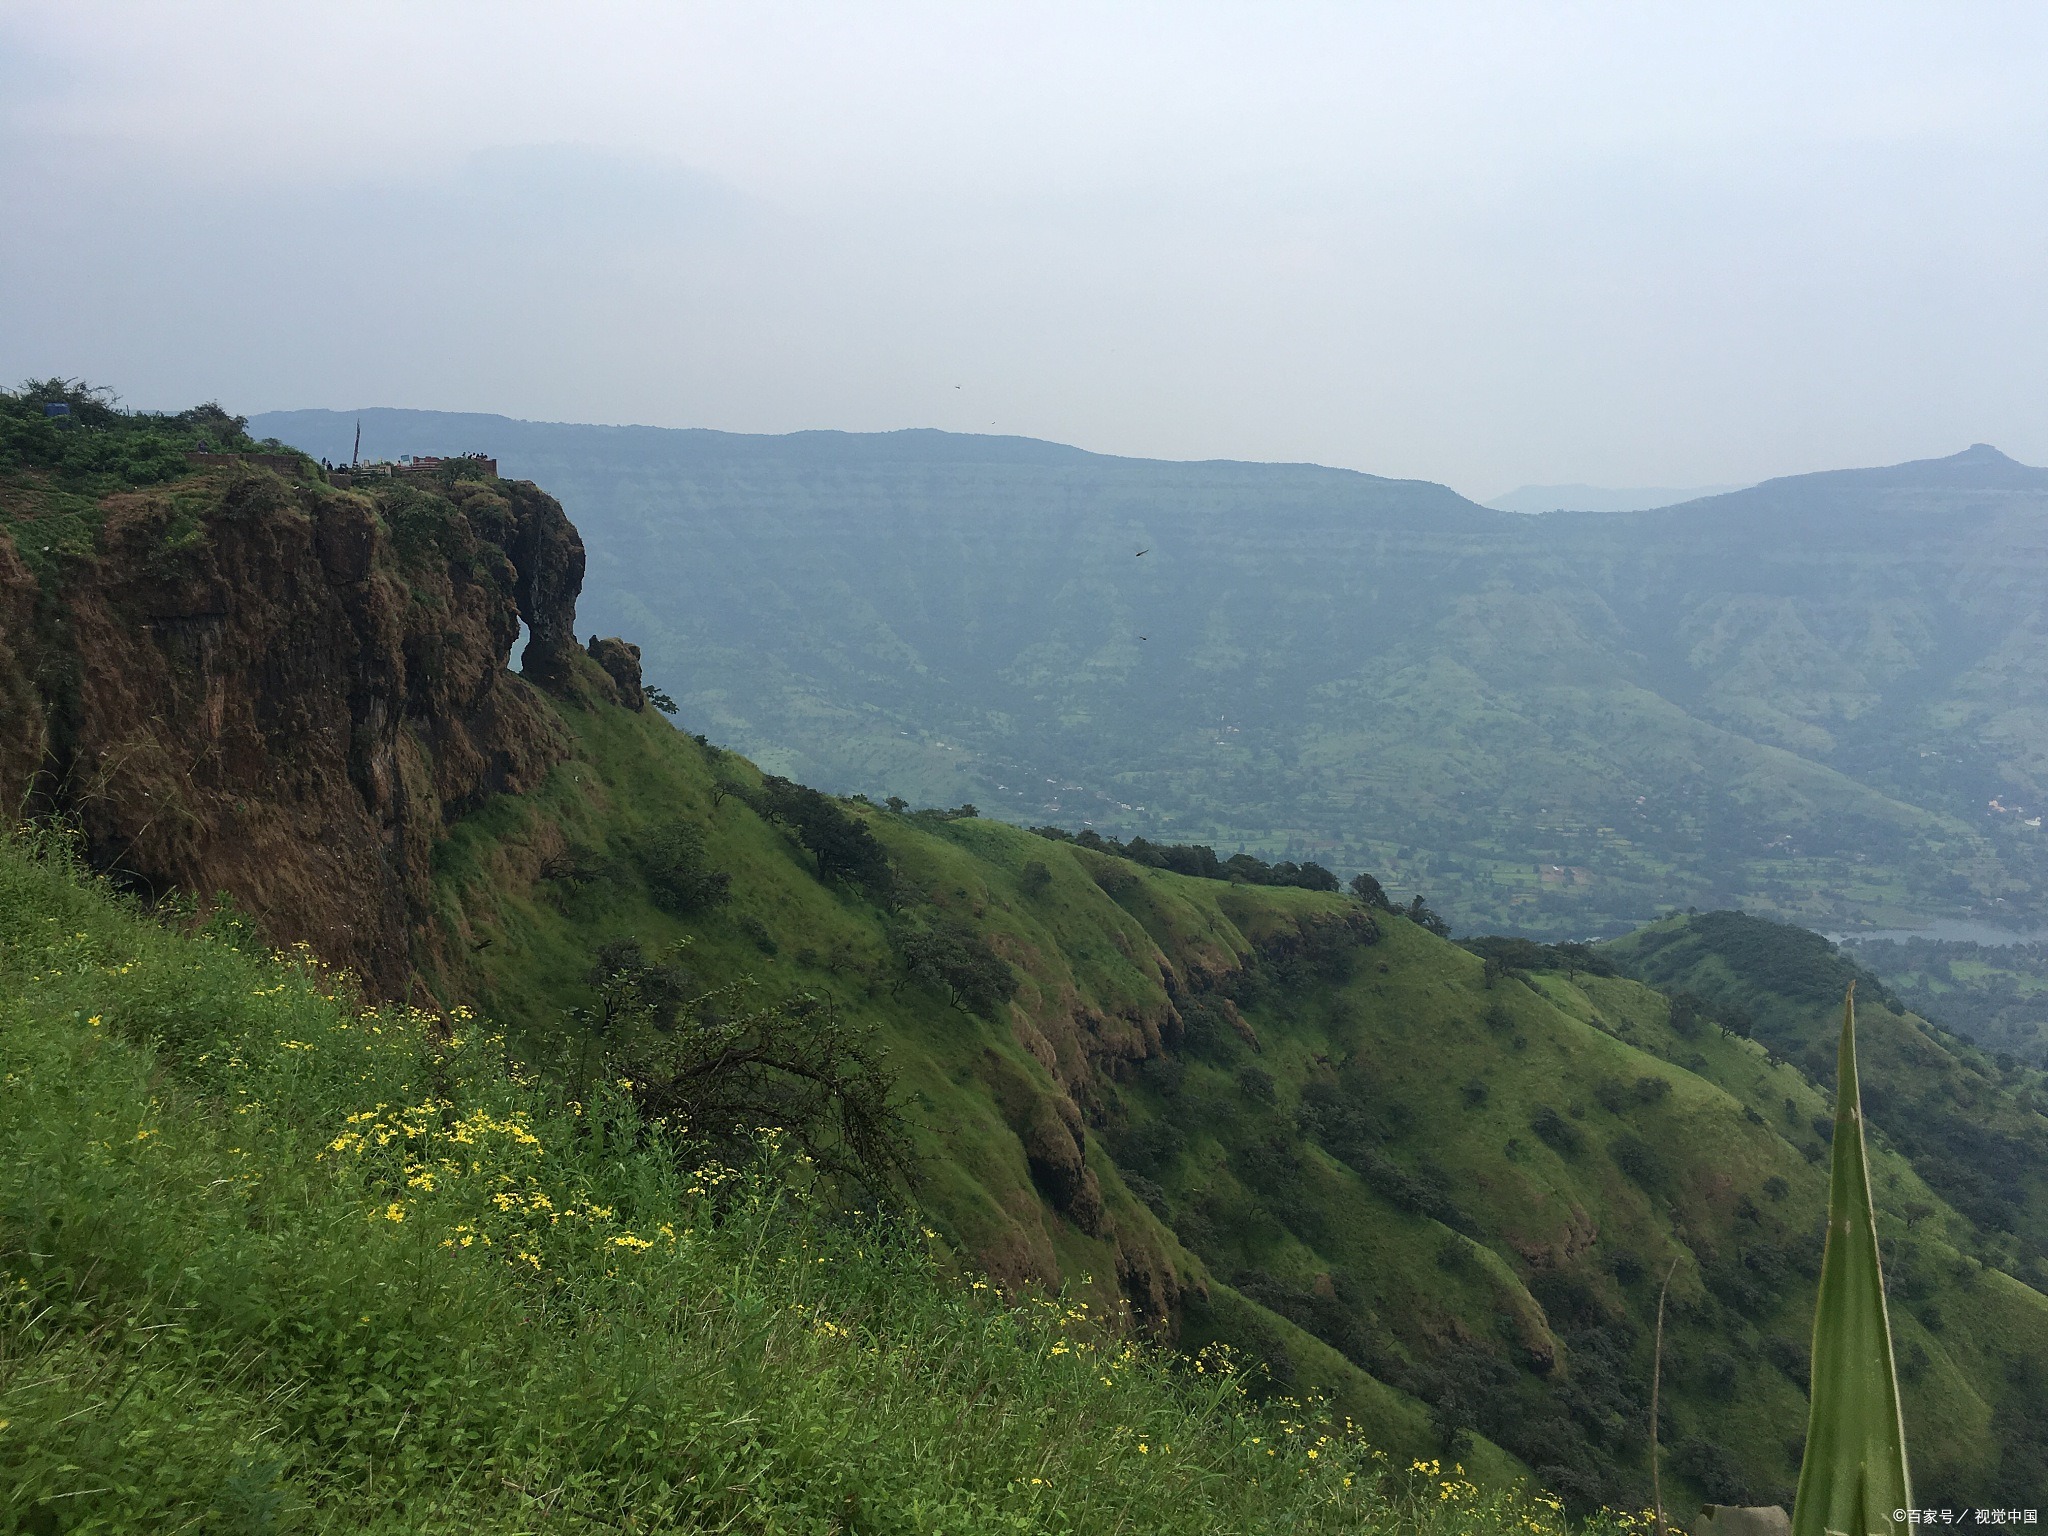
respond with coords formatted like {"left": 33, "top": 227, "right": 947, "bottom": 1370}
{"left": 1792, "top": 984, "right": 1911, "bottom": 1536}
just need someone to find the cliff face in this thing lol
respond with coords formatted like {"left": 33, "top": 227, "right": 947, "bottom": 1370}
{"left": 0, "top": 463, "right": 585, "bottom": 995}
{"left": 0, "top": 537, "right": 41, "bottom": 803}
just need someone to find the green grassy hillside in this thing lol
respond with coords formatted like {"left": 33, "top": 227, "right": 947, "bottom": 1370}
{"left": 1604, "top": 913, "right": 2048, "bottom": 1279}
{"left": 0, "top": 829, "right": 1622, "bottom": 1533}
{"left": 1842, "top": 935, "right": 2048, "bottom": 1067}
{"left": 254, "top": 409, "right": 2048, "bottom": 937}
{"left": 1601, "top": 913, "right": 2048, "bottom": 1498}
{"left": 410, "top": 674, "right": 2048, "bottom": 1509}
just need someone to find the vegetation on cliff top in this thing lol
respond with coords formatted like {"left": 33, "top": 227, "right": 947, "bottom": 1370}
{"left": 2, "top": 379, "right": 298, "bottom": 493}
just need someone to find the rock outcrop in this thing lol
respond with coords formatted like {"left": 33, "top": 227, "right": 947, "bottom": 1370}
{"left": 1, "top": 463, "right": 586, "bottom": 996}
{"left": 0, "top": 537, "right": 43, "bottom": 804}
{"left": 586, "top": 635, "right": 645, "bottom": 710}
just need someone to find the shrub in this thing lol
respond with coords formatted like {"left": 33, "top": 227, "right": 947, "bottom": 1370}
{"left": 1761, "top": 1327, "right": 1810, "bottom": 1392}
{"left": 1142, "top": 1055, "right": 1188, "bottom": 1099}
{"left": 1405, "top": 895, "right": 1451, "bottom": 937}
{"left": 1667, "top": 991, "right": 1706, "bottom": 1038}
{"left": 1669, "top": 1436, "right": 1751, "bottom": 1506}
{"left": 1608, "top": 1251, "right": 1647, "bottom": 1286}
{"left": 538, "top": 840, "right": 616, "bottom": 888}
{"left": 1460, "top": 936, "right": 1618, "bottom": 981}
{"left": 890, "top": 913, "right": 1018, "bottom": 1018}
{"left": 606, "top": 973, "right": 909, "bottom": 1186}
{"left": 1699, "top": 1350, "right": 1740, "bottom": 1399}
{"left": 755, "top": 775, "right": 891, "bottom": 889}
{"left": 1113, "top": 1116, "right": 1187, "bottom": 1179}
{"left": 1529, "top": 1106, "right": 1583, "bottom": 1158}
{"left": 1609, "top": 1132, "right": 1664, "bottom": 1187}
{"left": 1350, "top": 1147, "right": 1478, "bottom": 1237}
{"left": 1237, "top": 1064, "right": 1278, "bottom": 1103}
{"left": 1349, "top": 871, "right": 1394, "bottom": 909}
{"left": 1026, "top": 828, "right": 1351, "bottom": 895}
{"left": 631, "top": 820, "right": 730, "bottom": 914}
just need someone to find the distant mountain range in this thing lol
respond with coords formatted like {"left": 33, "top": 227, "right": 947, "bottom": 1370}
{"left": 1483, "top": 482, "right": 1751, "bottom": 514}
{"left": 255, "top": 409, "right": 2048, "bottom": 939}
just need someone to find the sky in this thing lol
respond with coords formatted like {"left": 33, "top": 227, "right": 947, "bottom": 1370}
{"left": 3, "top": 2, "right": 2045, "bottom": 499}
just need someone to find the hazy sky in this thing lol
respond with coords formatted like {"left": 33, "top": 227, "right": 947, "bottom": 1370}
{"left": 4, "top": 2, "right": 2045, "bottom": 497}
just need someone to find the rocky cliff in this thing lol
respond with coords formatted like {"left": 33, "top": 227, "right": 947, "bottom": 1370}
{"left": 0, "top": 461, "right": 589, "bottom": 995}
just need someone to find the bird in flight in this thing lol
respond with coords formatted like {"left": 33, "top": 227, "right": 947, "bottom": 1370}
{"left": 1135, "top": 548, "right": 1149, "bottom": 557}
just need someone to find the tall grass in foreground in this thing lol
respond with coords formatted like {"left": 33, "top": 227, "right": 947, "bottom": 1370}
{"left": 1791, "top": 985, "right": 1911, "bottom": 1536}
{"left": 0, "top": 831, "right": 1650, "bottom": 1534}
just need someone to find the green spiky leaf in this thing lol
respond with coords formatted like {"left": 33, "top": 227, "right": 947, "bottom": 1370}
{"left": 1792, "top": 984, "right": 1911, "bottom": 1536}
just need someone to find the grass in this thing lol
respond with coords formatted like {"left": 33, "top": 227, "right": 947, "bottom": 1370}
{"left": 398, "top": 690, "right": 2048, "bottom": 1509}
{"left": 0, "top": 827, "right": 1658, "bottom": 1534}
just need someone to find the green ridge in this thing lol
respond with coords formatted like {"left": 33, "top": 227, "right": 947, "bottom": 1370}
{"left": 419, "top": 679, "right": 2048, "bottom": 1508}
{"left": 0, "top": 830, "right": 1604, "bottom": 1533}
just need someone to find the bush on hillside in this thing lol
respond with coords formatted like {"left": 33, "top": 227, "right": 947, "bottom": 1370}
{"left": 1111, "top": 1114, "right": 1187, "bottom": 1180}
{"left": 1667, "top": 990, "right": 1706, "bottom": 1037}
{"left": 1349, "top": 871, "right": 1395, "bottom": 909}
{"left": 1028, "top": 825, "right": 1352, "bottom": 893}
{"left": 1461, "top": 935, "right": 1619, "bottom": 981}
{"left": 1608, "top": 1132, "right": 1665, "bottom": 1188}
{"left": 536, "top": 840, "right": 624, "bottom": 911}
{"left": 1593, "top": 1075, "right": 1671, "bottom": 1115}
{"left": 561, "top": 936, "right": 909, "bottom": 1188}
{"left": 1177, "top": 995, "right": 1250, "bottom": 1061}
{"left": 1297, "top": 1079, "right": 1479, "bottom": 1236}
{"left": 1406, "top": 895, "right": 1451, "bottom": 937}
{"left": 1667, "top": 1436, "right": 1752, "bottom": 1507}
{"left": 1529, "top": 1106, "right": 1584, "bottom": 1158}
{"left": 890, "top": 912, "right": 1018, "bottom": 1018}
{"left": 755, "top": 775, "right": 892, "bottom": 889}
{"left": 909, "top": 803, "right": 979, "bottom": 822}
{"left": 629, "top": 819, "right": 730, "bottom": 914}
{"left": 1237, "top": 1064, "right": 1278, "bottom": 1103}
